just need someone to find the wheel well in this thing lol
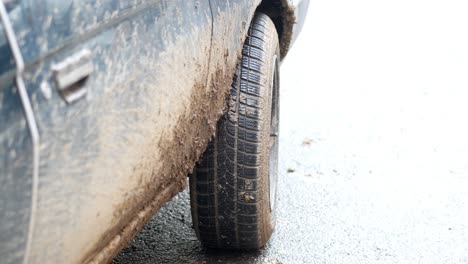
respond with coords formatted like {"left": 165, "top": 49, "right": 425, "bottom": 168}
{"left": 256, "top": 0, "right": 295, "bottom": 58}
{"left": 257, "top": 0, "right": 284, "bottom": 41}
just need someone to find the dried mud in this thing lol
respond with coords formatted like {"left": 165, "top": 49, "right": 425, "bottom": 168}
{"left": 65, "top": 1, "right": 301, "bottom": 263}
{"left": 85, "top": 65, "right": 234, "bottom": 264}
{"left": 278, "top": 0, "right": 297, "bottom": 59}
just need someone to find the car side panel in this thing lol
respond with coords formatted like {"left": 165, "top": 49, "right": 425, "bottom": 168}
{"left": 207, "top": 0, "right": 262, "bottom": 89}
{"left": 0, "top": 19, "right": 34, "bottom": 264}
{"left": 0, "top": 81, "right": 34, "bottom": 264}
{"left": 8, "top": 1, "right": 214, "bottom": 263}
{"left": 1, "top": 0, "right": 309, "bottom": 262}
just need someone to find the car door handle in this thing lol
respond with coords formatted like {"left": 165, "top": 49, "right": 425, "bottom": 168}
{"left": 52, "top": 49, "right": 93, "bottom": 104}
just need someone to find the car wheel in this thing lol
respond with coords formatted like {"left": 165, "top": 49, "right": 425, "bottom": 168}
{"left": 190, "top": 12, "right": 280, "bottom": 249}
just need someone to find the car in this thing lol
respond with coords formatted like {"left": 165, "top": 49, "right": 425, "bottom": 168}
{"left": 0, "top": 0, "right": 309, "bottom": 263}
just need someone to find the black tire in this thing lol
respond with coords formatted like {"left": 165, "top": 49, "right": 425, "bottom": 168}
{"left": 190, "top": 13, "right": 280, "bottom": 249}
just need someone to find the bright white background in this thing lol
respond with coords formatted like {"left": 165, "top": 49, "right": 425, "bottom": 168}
{"left": 271, "top": 0, "right": 468, "bottom": 262}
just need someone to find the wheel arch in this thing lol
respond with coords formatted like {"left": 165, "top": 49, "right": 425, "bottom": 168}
{"left": 256, "top": 0, "right": 309, "bottom": 59}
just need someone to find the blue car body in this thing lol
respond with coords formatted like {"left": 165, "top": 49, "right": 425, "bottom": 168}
{"left": 0, "top": 0, "right": 309, "bottom": 263}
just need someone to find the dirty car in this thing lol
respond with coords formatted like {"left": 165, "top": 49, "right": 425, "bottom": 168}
{"left": 0, "top": 0, "right": 309, "bottom": 263}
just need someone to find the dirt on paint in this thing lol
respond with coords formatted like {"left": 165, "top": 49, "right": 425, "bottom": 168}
{"left": 278, "top": 0, "right": 297, "bottom": 59}
{"left": 83, "top": 1, "right": 302, "bottom": 263}
{"left": 86, "top": 65, "right": 235, "bottom": 264}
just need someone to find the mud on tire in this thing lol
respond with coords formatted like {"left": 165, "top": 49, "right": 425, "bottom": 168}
{"left": 189, "top": 13, "right": 280, "bottom": 250}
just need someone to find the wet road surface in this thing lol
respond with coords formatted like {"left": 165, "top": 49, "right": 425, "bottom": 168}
{"left": 114, "top": 0, "right": 468, "bottom": 263}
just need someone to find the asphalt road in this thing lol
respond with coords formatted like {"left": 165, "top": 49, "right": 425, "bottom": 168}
{"left": 114, "top": 0, "right": 468, "bottom": 263}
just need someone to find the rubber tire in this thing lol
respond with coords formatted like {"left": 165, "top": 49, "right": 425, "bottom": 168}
{"left": 190, "top": 13, "right": 280, "bottom": 250}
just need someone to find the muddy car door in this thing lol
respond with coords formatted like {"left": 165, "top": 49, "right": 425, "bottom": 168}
{"left": 0, "top": 11, "right": 35, "bottom": 264}
{"left": 1, "top": 0, "right": 213, "bottom": 263}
